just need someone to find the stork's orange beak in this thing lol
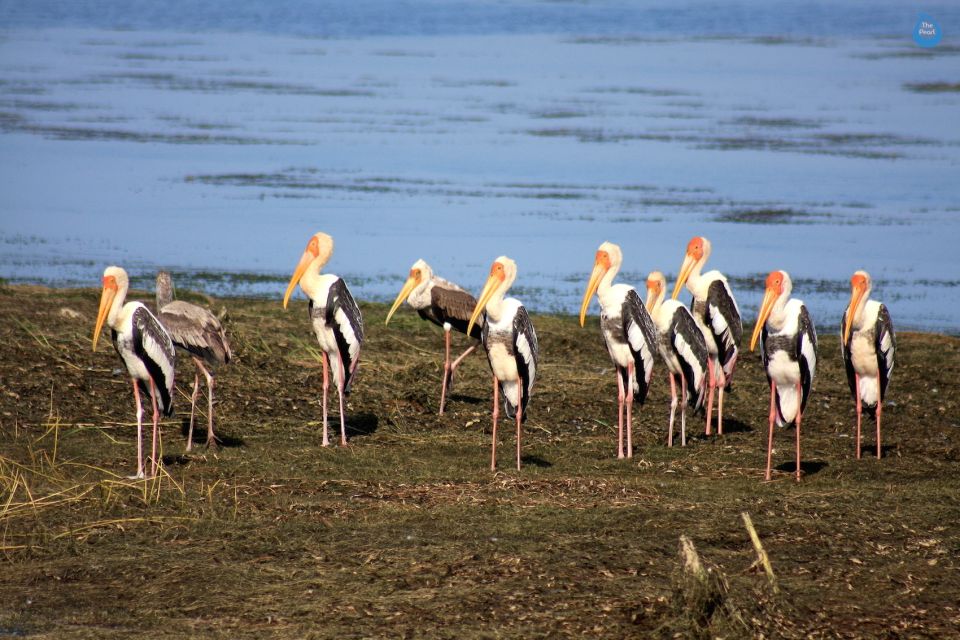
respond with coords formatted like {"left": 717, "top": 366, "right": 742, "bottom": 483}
{"left": 93, "top": 277, "right": 118, "bottom": 351}
{"left": 843, "top": 286, "right": 867, "bottom": 344}
{"left": 385, "top": 270, "right": 419, "bottom": 325}
{"left": 467, "top": 266, "right": 504, "bottom": 336}
{"left": 750, "top": 286, "right": 778, "bottom": 352}
{"left": 672, "top": 252, "right": 696, "bottom": 300}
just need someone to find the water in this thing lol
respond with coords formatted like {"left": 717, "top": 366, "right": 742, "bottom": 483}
{"left": 1, "top": 2, "right": 959, "bottom": 332}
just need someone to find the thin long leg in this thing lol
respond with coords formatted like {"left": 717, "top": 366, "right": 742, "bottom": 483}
{"left": 321, "top": 351, "right": 330, "bottom": 447}
{"left": 795, "top": 382, "right": 803, "bottom": 482}
{"left": 717, "top": 367, "right": 726, "bottom": 436}
{"left": 667, "top": 373, "right": 677, "bottom": 447}
{"left": 450, "top": 343, "right": 478, "bottom": 371}
{"left": 516, "top": 384, "right": 523, "bottom": 471}
{"left": 186, "top": 370, "right": 200, "bottom": 452}
{"left": 680, "top": 371, "right": 688, "bottom": 447}
{"left": 705, "top": 357, "right": 716, "bottom": 436}
{"left": 196, "top": 360, "right": 217, "bottom": 449}
{"left": 131, "top": 379, "right": 145, "bottom": 479}
{"left": 439, "top": 327, "right": 452, "bottom": 415}
{"left": 626, "top": 362, "right": 635, "bottom": 458}
{"left": 337, "top": 355, "right": 348, "bottom": 447}
{"left": 765, "top": 380, "right": 776, "bottom": 481}
{"left": 491, "top": 375, "right": 499, "bottom": 470}
{"left": 616, "top": 368, "right": 625, "bottom": 459}
{"left": 876, "top": 398, "right": 883, "bottom": 459}
{"left": 149, "top": 378, "right": 161, "bottom": 479}
{"left": 855, "top": 374, "right": 862, "bottom": 459}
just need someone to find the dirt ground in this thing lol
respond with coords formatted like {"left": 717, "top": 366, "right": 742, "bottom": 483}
{"left": 1, "top": 283, "right": 958, "bottom": 638}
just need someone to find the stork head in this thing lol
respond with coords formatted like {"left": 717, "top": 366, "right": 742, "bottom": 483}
{"left": 579, "top": 242, "right": 621, "bottom": 327}
{"left": 750, "top": 269, "right": 791, "bottom": 351}
{"left": 843, "top": 270, "right": 872, "bottom": 343}
{"left": 468, "top": 256, "right": 516, "bottom": 335}
{"left": 283, "top": 232, "right": 334, "bottom": 309}
{"left": 156, "top": 270, "right": 175, "bottom": 309}
{"left": 645, "top": 270, "right": 666, "bottom": 313}
{"left": 93, "top": 265, "right": 128, "bottom": 351}
{"left": 385, "top": 258, "right": 433, "bottom": 325}
{"left": 672, "top": 235, "right": 711, "bottom": 299}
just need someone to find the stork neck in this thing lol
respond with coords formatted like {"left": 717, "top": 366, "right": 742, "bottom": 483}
{"left": 853, "top": 288, "right": 871, "bottom": 327}
{"left": 765, "top": 293, "right": 790, "bottom": 330}
{"left": 299, "top": 255, "right": 328, "bottom": 300}
{"left": 156, "top": 279, "right": 173, "bottom": 309}
{"left": 108, "top": 281, "right": 128, "bottom": 329}
{"left": 597, "top": 262, "right": 618, "bottom": 297}
{"left": 646, "top": 287, "right": 664, "bottom": 317}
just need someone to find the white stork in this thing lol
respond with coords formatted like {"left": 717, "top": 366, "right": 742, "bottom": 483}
{"left": 283, "top": 232, "right": 364, "bottom": 447}
{"left": 750, "top": 270, "right": 817, "bottom": 482}
{"left": 645, "top": 271, "right": 708, "bottom": 448}
{"left": 155, "top": 271, "right": 232, "bottom": 451}
{"left": 841, "top": 270, "right": 895, "bottom": 460}
{"left": 467, "top": 257, "right": 539, "bottom": 471}
{"left": 93, "top": 266, "right": 176, "bottom": 479}
{"left": 578, "top": 242, "right": 658, "bottom": 459}
{"left": 672, "top": 236, "right": 743, "bottom": 436}
{"left": 385, "top": 259, "right": 482, "bottom": 415}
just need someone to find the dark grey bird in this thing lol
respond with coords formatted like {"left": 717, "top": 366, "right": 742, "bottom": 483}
{"left": 384, "top": 258, "right": 483, "bottom": 415}
{"left": 94, "top": 266, "right": 176, "bottom": 479}
{"left": 155, "top": 271, "right": 231, "bottom": 451}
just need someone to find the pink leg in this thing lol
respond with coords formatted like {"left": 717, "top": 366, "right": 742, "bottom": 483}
{"left": 450, "top": 343, "right": 478, "bottom": 371}
{"left": 616, "top": 368, "right": 625, "bottom": 459}
{"left": 855, "top": 374, "right": 862, "bottom": 460}
{"left": 680, "top": 371, "right": 688, "bottom": 447}
{"left": 439, "top": 327, "right": 452, "bottom": 415}
{"left": 337, "top": 356, "right": 348, "bottom": 447}
{"left": 131, "top": 380, "right": 145, "bottom": 479}
{"left": 717, "top": 368, "right": 726, "bottom": 436}
{"left": 321, "top": 351, "right": 330, "bottom": 447}
{"left": 186, "top": 369, "right": 200, "bottom": 452}
{"left": 876, "top": 399, "right": 883, "bottom": 460}
{"left": 149, "top": 378, "right": 161, "bottom": 478}
{"left": 193, "top": 358, "right": 218, "bottom": 449}
{"left": 626, "top": 362, "right": 634, "bottom": 458}
{"left": 667, "top": 373, "right": 677, "bottom": 447}
{"left": 704, "top": 358, "right": 716, "bottom": 436}
{"left": 491, "top": 375, "right": 499, "bottom": 470}
{"left": 795, "top": 383, "right": 802, "bottom": 482}
{"left": 765, "top": 380, "right": 776, "bottom": 481}
{"left": 444, "top": 342, "right": 478, "bottom": 415}
{"left": 516, "top": 384, "right": 523, "bottom": 471}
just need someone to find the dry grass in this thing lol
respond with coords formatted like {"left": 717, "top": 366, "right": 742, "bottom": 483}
{"left": 1, "top": 283, "right": 959, "bottom": 638}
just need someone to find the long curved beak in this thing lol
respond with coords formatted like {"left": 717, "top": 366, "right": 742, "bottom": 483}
{"left": 750, "top": 287, "right": 777, "bottom": 351}
{"left": 672, "top": 253, "right": 695, "bottom": 300}
{"left": 843, "top": 287, "right": 866, "bottom": 344}
{"left": 579, "top": 263, "right": 606, "bottom": 327}
{"left": 385, "top": 276, "right": 418, "bottom": 325}
{"left": 467, "top": 274, "right": 500, "bottom": 336}
{"left": 644, "top": 284, "right": 657, "bottom": 313}
{"left": 283, "top": 251, "right": 313, "bottom": 309}
{"left": 92, "top": 285, "right": 116, "bottom": 351}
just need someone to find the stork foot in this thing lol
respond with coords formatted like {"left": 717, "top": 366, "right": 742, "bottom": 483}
{"left": 205, "top": 436, "right": 221, "bottom": 451}
{"left": 127, "top": 471, "right": 145, "bottom": 480}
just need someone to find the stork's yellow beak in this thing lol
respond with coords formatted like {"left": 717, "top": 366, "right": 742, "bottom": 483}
{"left": 283, "top": 250, "right": 314, "bottom": 309}
{"left": 385, "top": 273, "right": 419, "bottom": 325}
{"left": 467, "top": 272, "right": 501, "bottom": 336}
{"left": 672, "top": 253, "right": 696, "bottom": 300}
{"left": 843, "top": 286, "right": 867, "bottom": 344}
{"left": 750, "top": 287, "right": 778, "bottom": 352}
{"left": 93, "top": 279, "right": 117, "bottom": 351}
{"left": 579, "top": 262, "right": 606, "bottom": 327}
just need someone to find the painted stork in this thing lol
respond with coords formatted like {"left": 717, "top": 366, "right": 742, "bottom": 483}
{"left": 645, "top": 271, "right": 708, "bottom": 447}
{"left": 467, "top": 257, "right": 539, "bottom": 471}
{"left": 93, "top": 266, "right": 176, "bottom": 479}
{"left": 578, "top": 242, "right": 657, "bottom": 459}
{"left": 750, "top": 270, "right": 817, "bottom": 482}
{"left": 385, "top": 259, "right": 482, "bottom": 415}
{"left": 672, "top": 236, "right": 743, "bottom": 436}
{"left": 155, "top": 271, "right": 232, "bottom": 451}
{"left": 841, "top": 270, "right": 895, "bottom": 460}
{"left": 283, "top": 232, "right": 364, "bottom": 447}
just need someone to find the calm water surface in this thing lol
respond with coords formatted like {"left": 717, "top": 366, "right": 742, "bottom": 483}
{"left": 1, "top": 2, "right": 958, "bottom": 331}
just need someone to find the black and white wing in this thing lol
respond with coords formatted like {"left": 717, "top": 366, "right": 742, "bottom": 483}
{"left": 796, "top": 304, "right": 817, "bottom": 415}
{"left": 622, "top": 288, "right": 658, "bottom": 404}
{"left": 875, "top": 304, "right": 895, "bottom": 402}
{"left": 158, "top": 300, "right": 231, "bottom": 366}
{"left": 839, "top": 309, "right": 858, "bottom": 401}
{"left": 704, "top": 279, "right": 743, "bottom": 381}
{"left": 672, "top": 306, "right": 709, "bottom": 411}
{"left": 430, "top": 284, "right": 482, "bottom": 340}
{"left": 512, "top": 304, "right": 539, "bottom": 419}
{"left": 325, "top": 278, "right": 364, "bottom": 392}
{"left": 131, "top": 305, "right": 176, "bottom": 417}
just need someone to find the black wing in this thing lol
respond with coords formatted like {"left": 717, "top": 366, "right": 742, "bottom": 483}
{"left": 512, "top": 304, "right": 539, "bottom": 420}
{"left": 704, "top": 279, "right": 743, "bottom": 383}
{"left": 875, "top": 304, "right": 895, "bottom": 403}
{"left": 430, "top": 284, "right": 482, "bottom": 340}
{"left": 622, "top": 288, "right": 658, "bottom": 404}
{"left": 672, "top": 306, "right": 709, "bottom": 411}
{"left": 839, "top": 309, "right": 857, "bottom": 401}
{"left": 325, "top": 278, "right": 364, "bottom": 393}
{"left": 796, "top": 304, "right": 817, "bottom": 415}
{"left": 158, "top": 300, "right": 231, "bottom": 366}
{"left": 131, "top": 305, "right": 176, "bottom": 417}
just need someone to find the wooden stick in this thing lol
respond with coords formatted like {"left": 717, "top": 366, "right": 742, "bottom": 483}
{"left": 741, "top": 512, "right": 778, "bottom": 594}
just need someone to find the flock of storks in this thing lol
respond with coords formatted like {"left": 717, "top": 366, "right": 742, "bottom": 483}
{"left": 92, "top": 232, "right": 895, "bottom": 482}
